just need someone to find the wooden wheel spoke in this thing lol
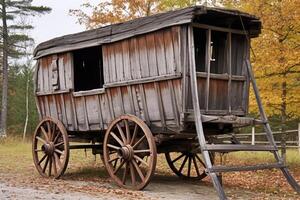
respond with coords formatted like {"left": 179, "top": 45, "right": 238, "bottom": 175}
{"left": 35, "top": 149, "right": 44, "bottom": 152}
{"left": 54, "top": 149, "right": 64, "bottom": 155}
{"left": 133, "top": 149, "right": 150, "bottom": 154}
{"left": 40, "top": 127, "right": 49, "bottom": 142}
{"left": 132, "top": 135, "right": 146, "bottom": 149}
{"left": 129, "top": 162, "right": 136, "bottom": 186}
{"left": 122, "top": 162, "right": 129, "bottom": 184}
{"left": 48, "top": 156, "right": 52, "bottom": 176}
{"left": 51, "top": 123, "right": 57, "bottom": 142}
{"left": 46, "top": 121, "right": 52, "bottom": 141}
{"left": 113, "top": 159, "right": 125, "bottom": 174}
{"left": 54, "top": 152, "right": 62, "bottom": 169}
{"left": 107, "top": 144, "right": 121, "bottom": 150}
{"left": 52, "top": 155, "right": 57, "bottom": 176}
{"left": 36, "top": 136, "right": 47, "bottom": 144}
{"left": 192, "top": 156, "right": 201, "bottom": 177}
{"left": 109, "top": 157, "right": 119, "bottom": 163}
{"left": 179, "top": 156, "right": 188, "bottom": 173}
{"left": 42, "top": 156, "right": 49, "bottom": 173}
{"left": 124, "top": 120, "right": 130, "bottom": 144}
{"left": 53, "top": 131, "right": 61, "bottom": 144}
{"left": 130, "top": 124, "right": 138, "bottom": 145}
{"left": 116, "top": 124, "right": 127, "bottom": 144}
{"left": 187, "top": 156, "right": 192, "bottom": 177}
{"left": 171, "top": 153, "right": 185, "bottom": 164}
{"left": 113, "top": 159, "right": 118, "bottom": 168}
{"left": 110, "top": 131, "right": 125, "bottom": 146}
{"left": 195, "top": 154, "right": 206, "bottom": 167}
{"left": 134, "top": 155, "right": 149, "bottom": 167}
{"left": 54, "top": 141, "right": 64, "bottom": 147}
{"left": 131, "top": 159, "right": 145, "bottom": 182}
{"left": 38, "top": 154, "right": 47, "bottom": 165}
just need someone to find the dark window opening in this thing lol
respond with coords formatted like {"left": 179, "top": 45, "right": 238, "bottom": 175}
{"left": 73, "top": 46, "right": 104, "bottom": 92}
{"left": 194, "top": 28, "right": 206, "bottom": 72}
{"left": 210, "top": 31, "right": 228, "bottom": 74}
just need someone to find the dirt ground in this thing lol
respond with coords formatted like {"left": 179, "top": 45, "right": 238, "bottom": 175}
{"left": 1, "top": 172, "right": 298, "bottom": 200}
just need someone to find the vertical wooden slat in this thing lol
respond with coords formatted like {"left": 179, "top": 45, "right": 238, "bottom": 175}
{"left": 109, "top": 45, "right": 117, "bottom": 83}
{"left": 168, "top": 80, "right": 180, "bottom": 126}
{"left": 58, "top": 55, "right": 66, "bottom": 90}
{"left": 171, "top": 26, "right": 181, "bottom": 73}
{"left": 181, "top": 26, "right": 188, "bottom": 113}
{"left": 82, "top": 96, "right": 90, "bottom": 130}
{"left": 145, "top": 34, "right": 158, "bottom": 76}
{"left": 121, "top": 40, "right": 131, "bottom": 81}
{"left": 138, "top": 36, "right": 150, "bottom": 78}
{"left": 107, "top": 89, "right": 115, "bottom": 119}
{"left": 139, "top": 84, "right": 150, "bottom": 124}
{"left": 60, "top": 94, "right": 68, "bottom": 126}
{"left": 127, "top": 85, "right": 135, "bottom": 115}
{"left": 114, "top": 43, "right": 124, "bottom": 81}
{"left": 227, "top": 33, "right": 232, "bottom": 114}
{"left": 103, "top": 46, "right": 110, "bottom": 83}
{"left": 129, "top": 38, "right": 141, "bottom": 79}
{"left": 70, "top": 93, "right": 78, "bottom": 130}
{"left": 154, "top": 82, "right": 166, "bottom": 127}
{"left": 118, "top": 87, "right": 125, "bottom": 114}
{"left": 64, "top": 53, "right": 73, "bottom": 89}
{"left": 97, "top": 95, "right": 104, "bottom": 130}
{"left": 205, "top": 29, "right": 211, "bottom": 112}
{"left": 164, "top": 29, "right": 175, "bottom": 74}
{"left": 155, "top": 31, "right": 167, "bottom": 75}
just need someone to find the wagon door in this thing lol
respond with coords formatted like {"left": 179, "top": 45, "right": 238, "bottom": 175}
{"left": 192, "top": 25, "right": 249, "bottom": 116}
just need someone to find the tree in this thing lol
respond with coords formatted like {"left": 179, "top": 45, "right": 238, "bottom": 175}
{"left": 220, "top": 0, "right": 300, "bottom": 130}
{"left": 69, "top": 0, "right": 208, "bottom": 29}
{"left": 0, "top": 0, "right": 51, "bottom": 137}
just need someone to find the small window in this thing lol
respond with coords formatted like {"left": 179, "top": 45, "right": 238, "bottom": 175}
{"left": 194, "top": 28, "right": 206, "bottom": 72}
{"left": 73, "top": 46, "right": 104, "bottom": 92}
{"left": 210, "top": 31, "right": 228, "bottom": 74}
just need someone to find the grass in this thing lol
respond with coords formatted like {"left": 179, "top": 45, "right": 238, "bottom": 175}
{"left": 1, "top": 137, "right": 300, "bottom": 198}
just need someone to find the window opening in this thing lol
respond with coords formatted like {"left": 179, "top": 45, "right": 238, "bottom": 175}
{"left": 73, "top": 46, "right": 104, "bottom": 92}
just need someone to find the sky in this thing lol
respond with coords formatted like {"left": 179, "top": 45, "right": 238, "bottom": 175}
{"left": 31, "top": 0, "right": 99, "bottom": 45}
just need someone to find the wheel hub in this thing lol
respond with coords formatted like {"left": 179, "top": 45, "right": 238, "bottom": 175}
{"left": 118, "top": 145, "right": 134, "bottom": 160}
{"left": 42, "top": 142, "right": 55, "bottom": 155}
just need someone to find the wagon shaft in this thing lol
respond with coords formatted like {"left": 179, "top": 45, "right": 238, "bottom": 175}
{"left": 32, "top": 5, "right": 299, "bottom": 200}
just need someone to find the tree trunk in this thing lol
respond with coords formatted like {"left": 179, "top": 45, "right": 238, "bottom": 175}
{"left": 23, "top": 73, "right": 30, "bottom": 142}
{"left": 0, "top": 1, "right": 9, "bottom": 137}
{"left": 281, "top": 77, "right": 287, "bottom": 164}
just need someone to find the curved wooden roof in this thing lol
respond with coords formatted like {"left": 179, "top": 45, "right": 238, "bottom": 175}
{"left": 34, "top": 6, "right": 260, "bottom": 58}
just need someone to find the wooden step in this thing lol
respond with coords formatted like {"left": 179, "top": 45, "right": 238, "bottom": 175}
{"left": 203, "top": 144, "right": 278, "bottom": 152}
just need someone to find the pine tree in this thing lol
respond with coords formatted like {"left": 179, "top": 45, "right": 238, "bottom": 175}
{"left": 0, "top": 0, "right": 51, "bottom": 137}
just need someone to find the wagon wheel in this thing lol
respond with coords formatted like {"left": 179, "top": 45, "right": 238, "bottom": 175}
{"left": 103, "top": 114, "right": 157, "bottom": 190}
{"left": 165, "top": 150, "right": 214, "bottom": 180}
{"left": 32, "top": 117, "right": 69, "bottom": 179}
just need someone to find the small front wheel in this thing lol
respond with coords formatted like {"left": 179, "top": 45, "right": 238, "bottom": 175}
{"left": 103, "top": 115, "right": 157, "bottom": 190}
{"left": 32, "top": 117, "right": 69, "bottom": 179}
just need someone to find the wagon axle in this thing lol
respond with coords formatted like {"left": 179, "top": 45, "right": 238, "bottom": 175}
{"left": 117, "top": 145, "right": 134, "bottom": 161}
{"left": 41, "top": 143, "right": 55, "bottom": 156}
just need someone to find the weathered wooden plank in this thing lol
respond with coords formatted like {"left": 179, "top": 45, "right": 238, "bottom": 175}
{"left": 129, "top": 38, "right": 141, "bottom": 79}
{"left": 159, "top": 81, "right": 174, "bottom": 120}
{"left": 145, "top": 33, "right": 158, "bottom": 77}
{"left": 58, "top": 55, "right": 66, "bottom": 90}
{"left": 205, "top": 29, "right": 211, "bottom": 111}
{"left": 139, "top": 84, "right": 150, "bottom": 124}
{"left": 163, "top": 29, "right": 175, "bottom": 74}
{"left": 41, "top": 57, "right": 49, "bottom": 92}
{"left": 109, "top": 45, "right": 117, "bottom": 83}
{"left": 96, "top": 95, "right": 104, "bottom": 129}
{"left": 64, "top": 53, "right": 73, "bottom": 89}
{"left": 171, "top": 26, "right": 181, "bottom": 73}
{"left": 102, "top": 45, "right": 110, "bottom": 83}
{"left": 69, "top": 93, "right": 78, "bottom": 130}
{"left": 227, "top": 33, "right": 232, "bottom": 114}
{"left": 107, "top": 89, "right": 115, "bottom": 119}
{"left": 60, "top": 94, "right": 68, "bottom": 126}
{"left": 44, "top": 96, "right": 50, "bottom": 117}
{"left": 114, "top": 43, "right": 124, "bottom": 81}
{"left": 143, "top": 83, "right": 160, "bottom": 122}
{"left": 138, "top": 36, "right": 150, "bottom": 78}
{"left": 121, "top": 40, "right": 131, "bottom": 81}
{"left": 82, "top": 96, "right": 90, "bottom": 130}
{"left": 154, "top": 31, "right": 167, "bottom": 75}
{"left": 169, "top": 80, "right": 180, "bottom": 126}
{"left": 126, "top": 85, "right": 135, "bottom": 115}
{"left": 47, "top": 56, "right": 53, "bottom": 91}
{"left": 74, "top": 97, "right": 85, "bottom": 129}
{"left": 132, "top": 85, "right": 142, "bottom": 119}
{"left": 117, "top": 87, "right": 125, "bottom": 114}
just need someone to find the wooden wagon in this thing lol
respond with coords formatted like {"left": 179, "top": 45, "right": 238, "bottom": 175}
{"left": 32, "top": 6, "right": 300, "bottom": 199}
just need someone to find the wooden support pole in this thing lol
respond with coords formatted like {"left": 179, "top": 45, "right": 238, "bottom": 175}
{"left": 251, "top": 126, "right": 255, "bottom": 145}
